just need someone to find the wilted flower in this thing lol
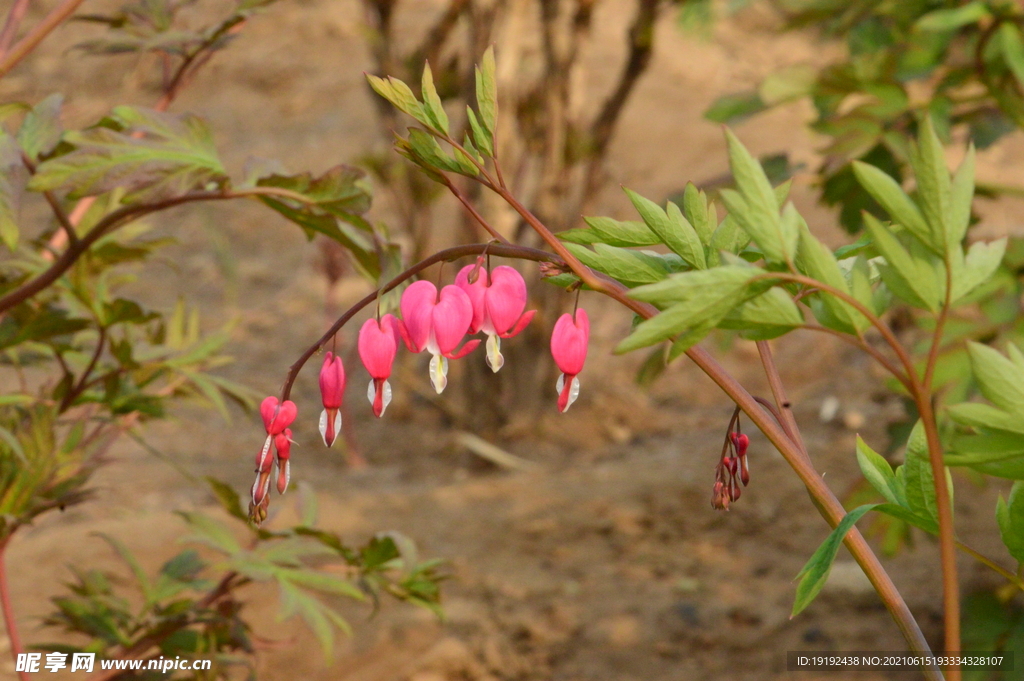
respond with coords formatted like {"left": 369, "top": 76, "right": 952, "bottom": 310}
{"left": 318, "top": 352, "right": 345, "bottom": 447}
{"left": 455, "top": 261, "right": 536, "bottom": 372}
{"left": 550, "top": 308, "right": 589, "bottom": 413}
{"left": 399, "top": 280, "right": 479, "bottom": 393}
{"left": 358, "top": 314, "right": 401, "bottom": 417}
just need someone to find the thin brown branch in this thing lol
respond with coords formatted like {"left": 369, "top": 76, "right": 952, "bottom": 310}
{"left": 0, "top": 0, "right": 87, "bottom": 79}
{"left": 280, "top": 242, "right": 559, "bottom": 401}
{"left": 755, "top": 341, "right": 810, "bottom": 460}
{"left": 0, "top": 0, "right": 31, "bottom": 56}
{"left": 0, "top": 539, "right": 29, "bottom": 681}
{"left": 443, "top": 175, "right": 508, "bottom": 243}
{"left": 60, "top": 327, "right": 105, "bottom": 412}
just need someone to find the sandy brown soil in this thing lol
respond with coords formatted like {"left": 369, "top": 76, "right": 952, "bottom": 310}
{"left": 2, "top": 0, "right": 1023, "bottom": 679}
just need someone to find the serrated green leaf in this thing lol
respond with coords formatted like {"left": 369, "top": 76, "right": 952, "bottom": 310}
{"left": 951, "top": 238, "right": 1006, "bottom": 303}
{"left": 862, "top": 214, "right": 940, "bottom": 311}
{"left": 666, "top": 200, "right": 706, "bottom": 269}
{"left": 582, "top": 216, "right": 660, "bottom": 247}
{"left": 852, "top": 161, "right": 936, "bottom": 253}
{"left": 948, "top": 145, "right": 975, "bottom": 245}
{"left": 704, "top": 91, "right": 766, "bottom": 124}
{"left": 996, "top": 482, "right": 1024, "bottom": 564}
{"left": 709, "top": 214, "right": 749, "bottom": 260}
{"left": 618, "top": 267, "right": 760, "bottom": 353}
{"left": 792, "top": 504, "right": 878, "bottom": 617}
{"left": 681, "top": 183, "right": 712, "bottom": 246}
{"left": 795, "top": 223, "right": 866, "bottom": 331}
{"left": 95, "top": 532, "right": 152, "bottom": 602}
{"left": 948, "top": 402, "right": 1024, "bottom": 435}
{"left": 856, "top": 437, "right": 902, "bottom": 506}
{"left": 420, "top": 62, "right": 448, "bottom": 134}
{"left": 29, "top": 107, "right": 226, "bottom": 203}
{"left": 722, "top": 129, "right": 796, "bottom": 263}
{"left": 177, "top": 510, "right": 242, "bottom": 555}
{"left": 909, "top": 117, "right": 951, "bottom": 253}
{"left": 0, "top": 132, "right": 27, "bottom": 250}
{"left": 17, "top": 94, "right": 63, "bottom": 161}
{"left": 624, "top": 188, "right": 705, "bottom": 267}
{"left": 564, "top": 242, "right": 673, "bottom": 287}
{"left": 366, "top": 74, "right": 427, "bottom": 125}
{"left": 718, "top": 286, "right": 803, "bottom": 339}
{"left": 902, "top": 420, "right": 949, "bottom": 526}
{"left": 465, "top": 107, "right": 493, "bottom": 157}
{"left": 965, "top": 342, "right": 1024, "bottom": 416}
{"left": 475, "top": 46, "right": 497, "bottom": 135}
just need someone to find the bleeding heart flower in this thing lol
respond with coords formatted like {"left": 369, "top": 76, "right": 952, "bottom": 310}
{"left": 318, "top": 352, "right": 345, "bottom": 447}
{"left": 359, "top": 314, "right": 400, "bottom": 417}
{"left": 455, "top": 261, "right": 536, "bottom": 372}
{"left": 260, "top": 396, "right": 297, "bottom": 436}
{"left": 550, "top": 308, "right": 589, "bottom": 413}
{"left": 398, "top": 280, "right": 479, "bottom": 393}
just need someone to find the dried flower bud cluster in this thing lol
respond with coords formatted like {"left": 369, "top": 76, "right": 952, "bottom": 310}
{"left": 249, "top": 261, "right": 591, "bottom": 523}
{"left": 712, "top": 429, "right": 750, "bottom": 511}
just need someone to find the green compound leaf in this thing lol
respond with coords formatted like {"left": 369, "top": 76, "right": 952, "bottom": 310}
{"left": 475, "top": 46, "right": 497, "bottom": 135}
{"left": 420, "top": 62, "right": 449, "bottom": 135}
{"left": 29, "top": 106, "right": 227, "bottom": 203}
{"left": 624, "top": 188, "right": 705, "bottom": 269}
{"left": 852, "top": 160, "right": 936, "bottom": 253}
{"left": 792, "top": 504, "right": 878, "bottom": 617}
{"left": 17, "top": 93, "right": 64, "bottom": 161}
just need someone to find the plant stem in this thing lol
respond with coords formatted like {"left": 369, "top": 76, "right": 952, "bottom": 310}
{"left": 755, "top": 340, "right": 809, "bottom": 460}
{"left": 0, "top": 539, "right": 29, "bottom": 681}
{"left": 0, "top": 0, "right": 31, "bottom": 57}
{"left": 479, "top": 185, "right": 940, "bottom": 675}
{"left": 0, "top": 0, "right": 87, "bottom": 79}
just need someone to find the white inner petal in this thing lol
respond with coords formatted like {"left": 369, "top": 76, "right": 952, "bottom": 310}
{"left": 366, "top": 379, "right": 376, "bottom": 405}
{"left": 485, "top": 334, "right": 504, "bottom": 372}
{"left": 429, "top": 354, "right": 448, "bottom": 393}
{"left": 566, "top": 376, "right": 580, "bottom": 411}
{"left": 258, "top": 435, "right": 273, "bottom": 470}
{"left": 318, "top": 408, "right": 328, "bottom": 446}
{"left": 332, "top": 411, "right": 343, "bottom": 445}
{"left": 556, "top": 373, "right": 565, "bottom": 394}
{"left": 380, "top": 379, "right": 393, "bottom": 416}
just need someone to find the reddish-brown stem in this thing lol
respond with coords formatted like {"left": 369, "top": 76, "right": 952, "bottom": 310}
{"left": 755, "top": 340, "right": 809, "bottom": 460}
{"left": 924, "top": 256, "right": 960, "bottom": 673}
{"left": 474, "top": 175, "right": 940, "bottom": 676}
{"left": 767, "top": 271, "right": 960, "bottom": 671}
{"left": 0, "top": 0, "right": 87, "bottom": 79}
{"left": 279, "top": 243, "right": 560, "bottom": 401}
{"left": 0, "top": 186, "right": 322, "bottom": 314}
{"left": 443, "top": 176, "right": 508, "bottom": 244}
{"left": 0, "top": 0, "right": 31, "bottom": 56}
{"left": 799, "top": 324, "right": 912, "bottom": 392}
{"left": 0, "top": 539, "right": 28, "bottom": 681}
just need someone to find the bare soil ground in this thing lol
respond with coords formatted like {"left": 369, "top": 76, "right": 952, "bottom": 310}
{"left": 2, "top": 0, "right": 1023, "bottom": 679}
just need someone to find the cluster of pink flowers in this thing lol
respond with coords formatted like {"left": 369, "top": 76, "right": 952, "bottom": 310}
{"left": 249, "top": 260, "right": 592, "bottom": 520}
